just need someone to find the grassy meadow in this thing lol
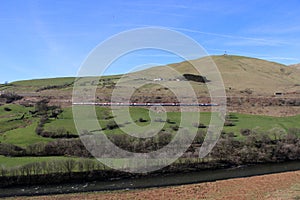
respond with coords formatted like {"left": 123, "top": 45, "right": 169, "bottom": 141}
{"left": 43, "top": 106, "right": 300, "bottom": 138}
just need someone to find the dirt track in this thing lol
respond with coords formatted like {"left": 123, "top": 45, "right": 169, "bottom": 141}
{"left": 10, "top": 170, "right": 300, "bottom": 200}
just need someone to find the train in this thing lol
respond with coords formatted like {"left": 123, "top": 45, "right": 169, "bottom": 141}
{"left": 72, "top": 102, "right": 219, "bottom": 106}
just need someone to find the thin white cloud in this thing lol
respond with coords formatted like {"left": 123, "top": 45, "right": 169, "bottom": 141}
{"left": 246, "top": 25, "right": 300, "bottom": 35}
{"left": 110, "top": 24, "right": 288, "bottom": 46}
{"left": 119, "top": 1, "right": 246, "bottom": 15}
{"left": 171, "top": 27, "right": 288, "bottom": 46}
{"left": 260, "top": 56, "right": 299, "bottom": 61}
{"left": 224, "top": 40, "right": 282, "bottom": 47}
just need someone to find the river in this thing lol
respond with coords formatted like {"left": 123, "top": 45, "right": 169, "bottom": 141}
{"left": 0, "top": 161, "right": 299, "bottom": 197}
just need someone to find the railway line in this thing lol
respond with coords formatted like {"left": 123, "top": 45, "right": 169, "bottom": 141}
{"left": 72, "top": 102, "right": 219, "bottom": 106}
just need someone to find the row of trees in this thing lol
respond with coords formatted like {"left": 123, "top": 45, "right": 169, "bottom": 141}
{"left": 211, "top": 129, "right": 300, "bottom": 165}
{"left": 0, "top": 158, "right": 106, "bottom": 177}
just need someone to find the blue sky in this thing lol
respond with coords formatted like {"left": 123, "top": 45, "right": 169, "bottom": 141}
{"left": 1, "top": 0, "right": 300, "bottom": 83}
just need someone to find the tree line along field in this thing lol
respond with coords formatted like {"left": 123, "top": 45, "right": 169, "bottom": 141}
{"left": 0, "top": 99, "right": 299, "bottom": 188}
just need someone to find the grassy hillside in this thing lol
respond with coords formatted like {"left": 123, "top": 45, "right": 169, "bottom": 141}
{"left": 137, "top": 55, "right": 300, "bottom": 95}
{"left": 0, "top": 77, "right": 75, "bottom": 93}
{"left": 1, "top": 55, "right": 299, "bottom": 97}
{"left": 290, "top": 63, "right": 300, "bottom": 70}
{"left": 0, "top": 75, "right": 122, "bottom": 95}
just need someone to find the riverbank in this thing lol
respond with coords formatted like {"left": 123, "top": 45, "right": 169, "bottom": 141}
{"left": 1, "top": 161, "right": 299, "bottom": 198}
{"left": 8, "top": 170, "right": 300, "bottom": 200}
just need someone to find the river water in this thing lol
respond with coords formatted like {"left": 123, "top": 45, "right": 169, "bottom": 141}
{"left": 0, "top": 161, "right": 299, "bottom": 197}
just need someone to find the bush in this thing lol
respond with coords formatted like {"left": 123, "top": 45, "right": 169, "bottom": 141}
{"left": 240, "top": 88, "right": 253, "bottom": 95}
{"left": 224, "top": 120, "right": 235, "bottom": 126}
{"left": 106, "top": 120, "right": 119, "bottom": 130}
{"left": 192, "top": 122, "right": 207, "bottom": 128}
{"left": 240, "top": 128, "right": 252, "bottom": 136}
{"left": 0, "top": 143, "right": 25, "bottom": 156}
{"left": 171, "top": 125, "right": 179, "bottom": 131}
{"left": 3, "top": 107, "right": 11, "bottom": 111}
{"left": 138, "top": 117, "right": 148, "bottom": 122}
{"left": 227, "top": 132, "right": 236, "bottom": 137}
{"left": 194, "top": 130, "right": 206, "bottom": 143}
{"left": 35, "top": 99, "right": 49, "bottom": 115}
{"left": 0, "top": 92, "right": 23, "bottom": 103}
{"left": 35, "top": 126, "right": 43, "bottom": 135}
{"left": 158, "top": 132, "right": 173, "bottom": 146}
{"left": 166, "top": 118, "right": 176, "bottom": 124}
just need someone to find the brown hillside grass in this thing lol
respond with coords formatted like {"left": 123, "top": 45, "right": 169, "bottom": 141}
{"left": 140, "top": 55, "right": 300, "bottom": 95}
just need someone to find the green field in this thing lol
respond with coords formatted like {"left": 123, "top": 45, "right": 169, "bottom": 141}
{"left": 44, "top": 106, "right": 300, "bottom": 138}
{"left": 0, "top": 104, "right": 53, "bottom": 147}
{"left": 224, "top": 113, "right": 300, "bottom": 135}
{"left": 0, "top": 104, "right": 32, "bottom": 128}
{"left": 0, "top": 120, "right": 53, "bottom": 147}
{"left": 1, "top": 104, "right": 299, "bottom": 148}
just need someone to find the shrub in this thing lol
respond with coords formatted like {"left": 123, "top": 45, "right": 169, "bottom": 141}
{"left": 240, "top": 88, "right": 253, "bottom": 95}
{"left": 240, "top": 128, "right": 252, "bottom": 136}
{"left": 227, "top": 132, "right": 236, "bottom": 137}
{"left": 192, "top": 122, "right": 207, "bottom": 128}
{"left": 194, "top": 130, "right": 206, "bottom": 143}
{"left": 158, "top": 132, "right": 173, "bottom": 145}
{"left": 224, "top": 120, "right": 235, "bottom": 126}
{"left": 171, "top": 125, "right": 179, "bottom": 131}
{"left": 138, "top": 117, "right": 148, "bottom": 122}
{"left": 106, "top": 120, "right": 119, "bottom": 130}
{"left": 35, "top": 99, "right": 49, "bottom": 115}
{"left": 0, "top": 92, "right": 22, "bottom": 103}
{"left": 35, "top": 126, "right": 43, "bottom": 135}
{"left": 0, "top": 143, "right": 25, "bottom": 156}
{"left": 166, "top": 118, "right": 176, "bottom": 124}
{"left": 3, "top": 107, "right": 11, "bottom": 111}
